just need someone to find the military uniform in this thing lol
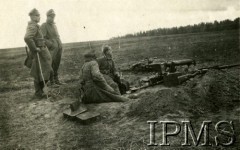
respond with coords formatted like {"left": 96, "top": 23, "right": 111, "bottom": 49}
{"left": 41, "top": 9, "right": 63, "bottom": 84}
{"left": 79, "top": 56, "right": 128, "bottom": 104}
{"left": 97, "top": 56, "right": 120, "bottom": 94}
{"left": 24, "top": 9, "right": 52, "bottom": 97}
{"left": 97, "top": 56, "right": 116, "bottom": 78}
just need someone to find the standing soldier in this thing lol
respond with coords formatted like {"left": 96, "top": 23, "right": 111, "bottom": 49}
{"left": 24, "top": 8, "right": 52, "bottom": 99}
{"left": 41, "top": 9, "right": 64, "bottom": 86}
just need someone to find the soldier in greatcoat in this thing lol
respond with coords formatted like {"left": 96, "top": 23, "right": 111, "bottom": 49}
{"left": 41, "top": 9, "right": 64, "bottom": 86}
{"left": 79, "top": 51, "right": 128, "bottom": 103}
{"left": 24, "top": 8, "right": 52, "bottom": 99}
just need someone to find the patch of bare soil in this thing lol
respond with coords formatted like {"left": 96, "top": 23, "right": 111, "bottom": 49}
{"left": 127, "top": 87, "right": 191, "bottom": 120}
{"left": 183, "top": 69, "right": 240, "bottom": 113}
{"left": 1, "top": 68, "right": 239, "bottom": 149}
{"left": 127, "top": 69, "right": 240, "bottom": 120}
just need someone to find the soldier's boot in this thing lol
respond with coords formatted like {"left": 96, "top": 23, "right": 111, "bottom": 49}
{"left": 118, "top": 79, "right": 130, "bottom": 95}
{"left": 33, "top": 81, "right": 45, "bottom": 99}
{"left": 54, "top": 75, "right": 65, "bottom": 85}
{"left": 40, "top": 81, "right": 51, "bottom": 98}
{"left": 47, "top": 73, "right": 60, "bottom": 88}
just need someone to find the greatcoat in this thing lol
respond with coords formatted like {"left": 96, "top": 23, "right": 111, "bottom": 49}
{"left": 24, "top": 21, "right": 52, "bottom": 82}
{"left": 79, "top": 60, "right": 128, "bottom": 103}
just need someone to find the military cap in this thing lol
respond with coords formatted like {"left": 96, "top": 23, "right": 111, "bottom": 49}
{"left": 29, "top": 8, "right": 40, "bottom": 16}
{"left": 47, "top": 9, "right": 55, "bottom": 16}
{"left": 84, "top": 50, "right": 96, "bottom": 59}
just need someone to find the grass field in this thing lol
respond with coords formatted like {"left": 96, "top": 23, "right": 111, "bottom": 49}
{"left": 0, "top": 30, "right": 239, "bottom": 149}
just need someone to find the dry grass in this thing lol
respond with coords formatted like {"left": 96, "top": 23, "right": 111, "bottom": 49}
{"left": 0, "top": 30, "right": 239, "bottom": 149}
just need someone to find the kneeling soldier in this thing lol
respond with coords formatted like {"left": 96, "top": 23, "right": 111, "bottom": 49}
{"left": 97, "top": 45, "right": 129, "bottom": 94}
{"left": 79, "top": 51, "right": 128, "bottom": 103}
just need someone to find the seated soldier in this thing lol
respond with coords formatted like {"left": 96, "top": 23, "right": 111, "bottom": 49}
{"left": 79, "top": 51, "right": 128, "bottom": 104}
{"left": 97, "top": 45, "right": 121, "bottom": 94}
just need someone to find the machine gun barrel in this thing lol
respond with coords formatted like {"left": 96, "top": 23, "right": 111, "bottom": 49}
{"left": 126, "top": 62, "right": 240, "bottom": 93}
{"left": 178, "top": 63, "right": 240, "bottom": 84}
{"left": 164, "top": 59, "right": 196, "bottom": 67}
{"left": 199, "top": 63, "right": 240, "bottom": 70}
{"left": 164, "top": 59, "right": 196, "bottom": 73}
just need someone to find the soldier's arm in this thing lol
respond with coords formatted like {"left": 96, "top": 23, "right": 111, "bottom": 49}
{"left": 112, "top": 60, "right": 118, "bottom": 75}
{"left": 57, "top": 38, "right": 62, "bottom": 49}
{"left": 57, "top": 37, "right": 62, "bottom": 45}
{"left": 54, "top": 25, "right": 63, "bottom": 49}
{"left": 96, "top": 58, "right": 104, "bottom": 72}
{"left": 78, "top": 67, "right": 84, "bottom": 84}
{"left": 40, "top": 23, "right": 53, "bottom": 48}
{"left": 91, "top": 61, "right": 115, "bottom": 92}
{"left": 24, "top": 24, "right": 39, "bottom": 52}
{"left": 91, "top": 61, "right": 106, "bottom": 82}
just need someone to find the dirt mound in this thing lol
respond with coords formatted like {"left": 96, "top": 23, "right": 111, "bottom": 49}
{"left": 127, "top": 69, "right": 240, "bottom": 120}
{"left": 184, "top": 69, "right": 240, "bottom": 113}
{"left": 127, "top": 87, "right": 191, "bottom": 120}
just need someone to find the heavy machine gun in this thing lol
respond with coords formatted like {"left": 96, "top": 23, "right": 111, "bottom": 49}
{"left": 127, "top": 58, "right": 196, "bottom": 73}
{"left": 128, "top": 59, "right": 196, "bottom": 92}
{"left": 128, "top": 61, "right": 240, "bottom": 93}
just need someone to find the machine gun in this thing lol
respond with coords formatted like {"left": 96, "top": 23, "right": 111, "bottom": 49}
{"left": 128, "top": 59, "right": 196, "bottom": 93}
{"left": 163, "top": 59, "right": 196, "bottom": 73}
{"left": 126, "top": 57, "right": 162, "bottom": 72}
{"left": 126, "top": 58, "right": 196, "bottom": 74}
{"left": 129, "top": 63, "right": 240, "bottom": 93}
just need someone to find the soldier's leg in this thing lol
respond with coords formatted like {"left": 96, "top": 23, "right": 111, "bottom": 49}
{"left": 52, "top": 59, "right": 61, "bottom": 85}
{"left": 47, "top": 66, "right": 59, "bottom": 88}
{"left": 34, "top": 80, "right": 43, "bottom": 97}
{"left": 110, "top": 82, "right": 121, "bottom": 94}
{"left": 39, "top": 81, "right": 44, "bottom": 91}
{"left": 38, "top": 81, "right": 49, "bottom": 98}
{"left": 48, "top": 44, "right": 60, "bottom": 87}
{"left": 48, "top": 48, "right": 55, "bottom": 85}
{"left": 46, "top": 64, "right": 59, "bottom": 87}
{"left": 53, "top": 48, "right": 64, "bottom": 85}
{"left": 40, "top": 80, "right": 48, "bottom": 89}
{"left": 49, "top": 70, "right": 54, "bottom": 84}
{"left": 103, "top": 74, "right": 121, "bottom": 94}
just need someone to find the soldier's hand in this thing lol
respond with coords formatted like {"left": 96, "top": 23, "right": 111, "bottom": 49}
{"left": 57, "top": 39, "right": 62, "bottom": 49}
{"left": 36, "top": 48, "right": 41, "bottom": 53}
{"left": 59, "top": 44, "right": 62, "bottom": 50}
{"left": 114, "top": 72, "right": 120, "bottom": 77}
{"left": 46, "top": 40, "right": 53, "bottom": 48}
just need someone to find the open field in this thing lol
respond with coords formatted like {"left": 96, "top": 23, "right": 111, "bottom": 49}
{"left": 0, "top": 30, "right": 239, "bottom": 149}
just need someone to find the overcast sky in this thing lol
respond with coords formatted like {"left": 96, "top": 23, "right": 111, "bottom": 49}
{"left": 0, "top": 0, "right": 239, "bottom": 49}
